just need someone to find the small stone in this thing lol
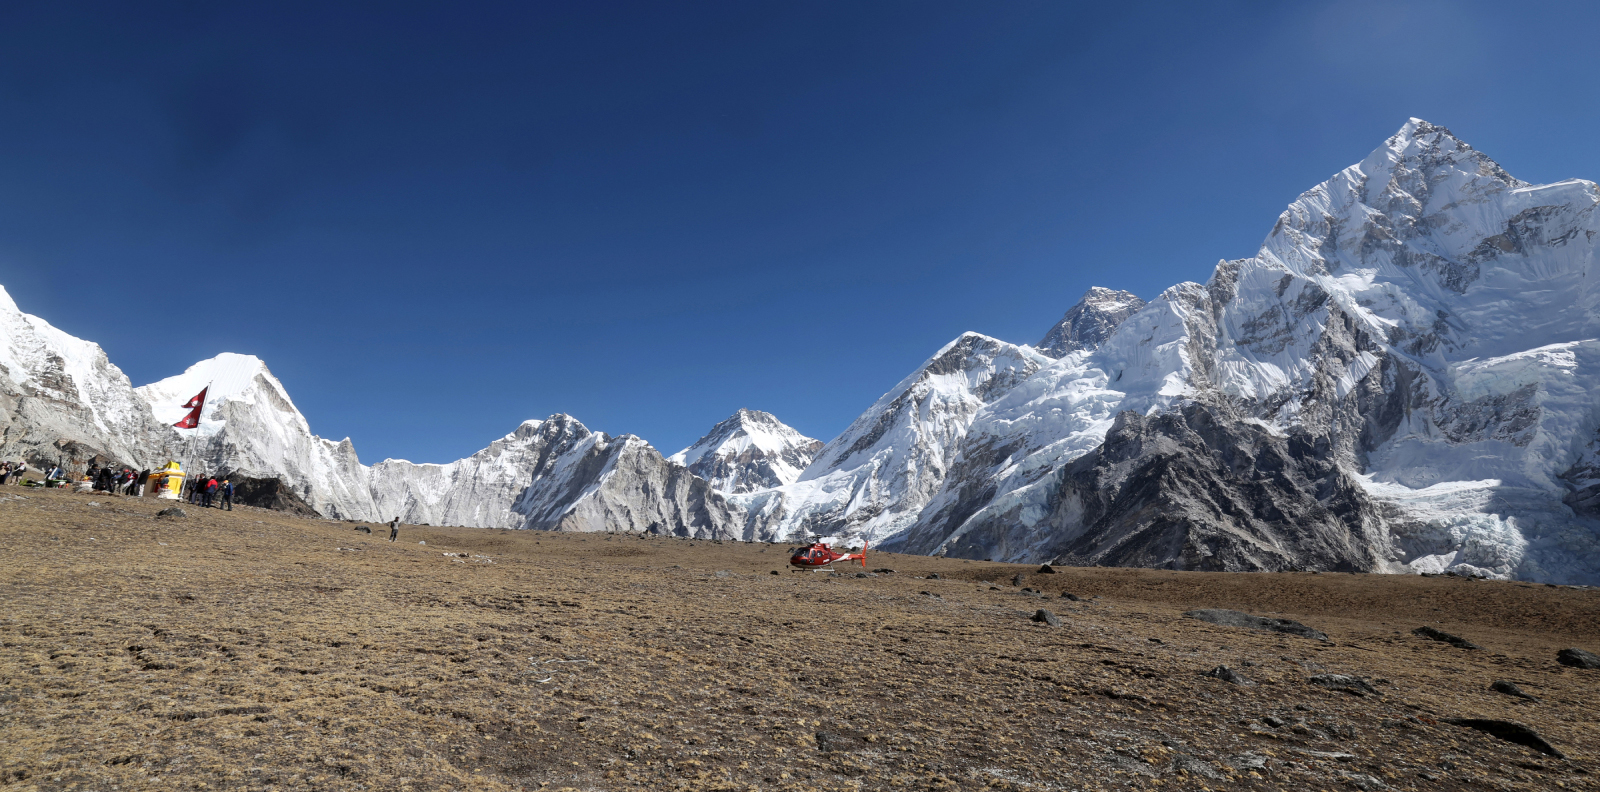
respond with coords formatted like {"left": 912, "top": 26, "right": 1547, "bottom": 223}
{"left": 1307, "top": 674, "right": 1378, "bottom": 696}
{"left": 1032, "top": 609, "right": 1061, "bottom": 627}
{"left": 1186, "top": 609, "right": 1328, "bottom": 641}
{"left": 855, "top": 572, "right": 875, "bottom": 578}
{"left": 1261, "top": 716, "right": 1286, "bottom": 729}
{"left": 1037, "top": 564, "right": 1056, "bottom": 574}
{"left": 156, "top": 507, "right": 187, "bottom": 518}
{"left": 1556, "top": 647, "right": 1600, "bottom": 669}
{"left": 1228, "top": 753, "right": 1268, "bottom": 772}
{"left": 1202, "top": 665, "right": 1255, "bottom": 686}
{"left": 1341, "top": 771, "right": 1387, "bottom": 791}
{"left": 1170, "top": 754, "right": 1222, "bottom": 780}
{"left": 1489, "top": 680, "right": 1539, "bottom": 702}
{"left": 1442, "top": 718, "right": 1564, "bottom": 758}
{"left": 770, "top": 570, "right": 780, "bottom": 575}
{"left": 1011, "top": 574, "right": 1024, "bottom": 586}
{"left": 1060, "top": 592, "right": 1082, "bottom": 601}
{"left": 815, "top": 731, "right": 838, "bottom": 753}
{"left": 714, "top": 570, "right": 731, "bottom": 578}
{"left": 1412, "top": 626, "right": 1483, "bottom": 650}
{"left": 926, "top": 573, "right": 941, "bottom": 580}
{"left": 872, "top": 568, "right": 895, "bottom": 574}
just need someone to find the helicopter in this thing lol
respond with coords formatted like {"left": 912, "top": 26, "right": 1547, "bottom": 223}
{"left": 789, "top": 539, "right": 868, "bottom": 569}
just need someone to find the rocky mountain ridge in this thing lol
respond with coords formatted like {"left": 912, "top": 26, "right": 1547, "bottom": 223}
{"left": 2, "top": 118, "right": 1597, "bottom": 582}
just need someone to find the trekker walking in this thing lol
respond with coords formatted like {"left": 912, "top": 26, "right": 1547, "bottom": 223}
{"left": 389, "top": 516, "right": 400, "bottom": 542}
{"left": 221, "top": 478, "right": 234, "bottom": 510}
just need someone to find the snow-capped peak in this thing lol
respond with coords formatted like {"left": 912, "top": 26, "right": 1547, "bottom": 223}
{"left": 670, "top": 408, "right": 822, "bottom": 494}
{"left": 1037, "top": 287, "right": 1146, "bottom": 358}
{"left": 137, "top": 353, "right": 302, "bottom": 437}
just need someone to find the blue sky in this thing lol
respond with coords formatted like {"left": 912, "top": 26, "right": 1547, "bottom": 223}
{"left": 3, "top": 1, "right": 1600, "bottom": 463}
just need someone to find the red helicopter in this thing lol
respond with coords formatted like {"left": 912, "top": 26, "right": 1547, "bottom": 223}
{"left": 789, "top": 540, "right": 868, "bottom": 569}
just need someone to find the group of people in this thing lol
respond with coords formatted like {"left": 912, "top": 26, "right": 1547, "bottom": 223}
{"left": 0, "top": 461, "right": 28, "bottom": 484}
{"left": 85, "top": 463, "right": 151, "bottom": 496}
{"left": 183, "top": 475, "right": 235, "bottom": 510}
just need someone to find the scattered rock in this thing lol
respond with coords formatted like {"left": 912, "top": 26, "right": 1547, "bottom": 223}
{"left": 1011, "top": 574, "right": 1025, "bottom": 586}
{"left": 1032, "top": 609, "right": 1061, "bottom": 627}
{"left": 1227, "top": 753, "right": 1268, "bottom": 772}
{"left": 926, "top": 573, "right": 941, "bottom": 580}
{"left": 1202, "top": 665, "right": 1254, "bottom": 686}
{"left": 1489, "top": 680, "right": 1538, "bottom": 702}
{"left": 770, "top": 570, "right": 779, "bottom": 575}
{"left": 1185, "top": 609, "right": 1328, "bottom": 641}
{"left": 1412, "top": 626, "right": 1482, "bottom": 650}
{"left": 1307, "top": 674, "right": 1378, "bottom": 696}
{"left": 714, "top": 570, "right": 731, "bottom": 578}
{"left": 1341, "top": 771, "right": 1387, "bottom": 790}
{"left": 1060, "top": 592, "right": 1082, "bottom": 601}
{"left": 1556, "top": 647, "right": 1600, "bottom": 669}
{"left": 814, "top": 731, "right": 839, "bottom": 753}
{"left": 1442, "top": 718, "right": 1564, "bottom": 758}
{"left": 1037, "top": 564, "right": 1056, "bottom": 574}
{"left": 156, "top": 507, "right": 187, "bottom": 518}
{"left": 872, "top": 568, "right": 895, "bottom": 574}
{"left": 855, "top": 572, "right": 877, "bottom": 578}
{"left": 354, "top": 526, "right": 371, "bottom": 534}
{"left": 1261, "top": 715, "right": 1286, "bottom": 729}
{"left": 1170, "top": 754, "right": 1223, "bottom": 780}
{"left": 418, "top": 541, "right": 426, "bottom": 545}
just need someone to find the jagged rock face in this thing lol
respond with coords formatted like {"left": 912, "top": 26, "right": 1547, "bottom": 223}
{"left": 730, "top": 333, "right": 1049, "bottom": 544}
{"left": 909, "top": 404, "right": 1387, "bottom": 572}
{"left": 535, "top": 432, "right": 741, "bottom": 538}
{"left": 1037, "top": 287, "right": 1146, "bottom": 358}
{"left": 223, "top": 473, "right": 320, "bottom": 517}
{"left": 669, "top": 409, "right": 823, "bottom": 494}
{"left": 368, "top": 418, "right": 568, "bottom": 528}
{"left": 0, "top": 287, "right": 174, "bottom": 468}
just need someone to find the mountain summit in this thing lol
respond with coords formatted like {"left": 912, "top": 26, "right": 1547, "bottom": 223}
{"left": 668, "top": 409, "right": 822, "bottom": 494}
{"left": 1036, "top": 287, "right": 1145, "bottom": 358}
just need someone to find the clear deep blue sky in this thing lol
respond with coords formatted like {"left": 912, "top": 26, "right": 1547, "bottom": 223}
{"left": 3, "top": 1, "right": 1599, "bottom": 463}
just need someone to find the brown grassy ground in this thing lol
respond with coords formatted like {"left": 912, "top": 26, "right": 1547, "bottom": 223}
{"left": 2, "top": 486, "right": 1598, "bottom": 792}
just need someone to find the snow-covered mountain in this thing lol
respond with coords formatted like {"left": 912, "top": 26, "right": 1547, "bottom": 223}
{"left": 730, "top": 333, "right": 1051, "bottom": 544}
{"left": 669, "top": 409, "right": 823, "bottom": 494}
{"left": 4, "top": 118, "right": 1598, "bottom": 582}
{"left": 1037, "top": 287, "right": 1146, "bottom": 358}
{"left": 884, "top": 119, "right": 1600, "bottom": 583}
{"left": 371, "top": 414, "right": 738, "bottom": 536}
{"left": 0, "top": 286, "right": 173, "bottom": 467}
{"left": 137, "top": 353, "right": 377, "bottom": 518}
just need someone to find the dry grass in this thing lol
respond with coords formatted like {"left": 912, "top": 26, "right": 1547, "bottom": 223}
{"left": 2, "top": 487, "right": 1598, "bottom": 791}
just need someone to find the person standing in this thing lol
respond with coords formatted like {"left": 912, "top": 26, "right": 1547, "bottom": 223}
{"left": 388, "top": 516, "right": 400, "bottom": 542}
{"left": 220, "top": 478, "right": 234, "bottom": 511}
{"left": 136, "top": 469, "right": 150, "bottom": 497}
{"left": 203, "top": 477, "right": 217, "bottom": 508}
